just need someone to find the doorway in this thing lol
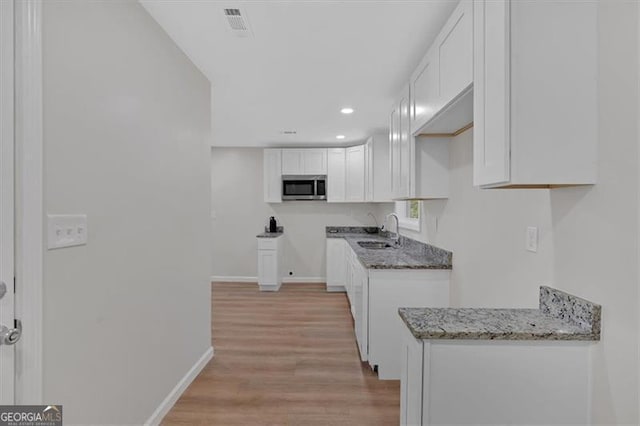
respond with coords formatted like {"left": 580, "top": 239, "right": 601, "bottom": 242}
{"left": 1, "top": 0, "right": 44, "bottom": 405}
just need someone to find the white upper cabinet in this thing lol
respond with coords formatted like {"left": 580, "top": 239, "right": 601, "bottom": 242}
{"left": 327, "top": 148, "right": 346, "bottom": 202}
{"left": 281, "top": 148, "right": 327, "bottom": 175}
{"left": 390, "top": 85, "right": 412, "bottom": 199}
{"left": 391, "top": 84, "right": 450, "bottom": 200}
{"left": 438, "top": 0, "right": 473, "bottom": 106}
{"left": 389, "top": 103, "right": 401, "bottom": 199}
{"left": 398, "top": 86, "right": 412, "bottom": 199}
{"left": 346, "top": 145, "right": 365, "bottom": 202}
{"left": 410, "top": 49, "right": 439, "bottom": 132}
{"left": 411, "top": 0, "right": 473, "bottom": 136}
{"left": 473, "top": 0, "right": 510, "bottom": 186}
{"left": 364, "top": 141, "right": 372, "bottom": 202}
{"left": 365, "top": 134, "right": 392, "bottom": 202}
{"left": 303, "top": 148, "right": 328, "bottom": 175}
{"left": 473, "top": 0, "right": 597, "bottom": 188}
{"left": 281, "top": 149, "right": 303, "bottom": 175}
{"left": 263, "top": 149, "right": 282, "bottom": 203}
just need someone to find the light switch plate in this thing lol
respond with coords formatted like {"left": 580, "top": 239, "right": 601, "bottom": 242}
{"left": 47, "top": 214, "right": 88, "bottom": 249}
{"left": 526, "top": 226, "right": 538, "bottom": 253}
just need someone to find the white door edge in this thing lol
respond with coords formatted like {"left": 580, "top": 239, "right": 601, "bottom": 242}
{"left": 14, "top": 0, "right": 44, "bottom": 405}
{"left": 0, "top": 0, "right": 16, "bottom": 405}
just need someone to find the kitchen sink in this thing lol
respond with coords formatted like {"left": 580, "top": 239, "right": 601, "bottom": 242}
{"left": 357, "top": 241, "right": 394, "bottom": 249}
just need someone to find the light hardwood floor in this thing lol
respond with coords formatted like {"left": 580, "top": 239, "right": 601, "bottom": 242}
{"left": 162, "top": 282, "right": 400, "bottom": 425}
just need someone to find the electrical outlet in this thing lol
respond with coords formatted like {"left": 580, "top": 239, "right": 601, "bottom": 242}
{"left": 526, "top": 226, "right": 538, "bottom": 253}
{"left": 47, "top": 214, "right": 88, "bottom": 249}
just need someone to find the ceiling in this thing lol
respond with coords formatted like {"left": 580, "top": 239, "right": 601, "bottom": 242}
{"left": 140, "top": 0, "right": 458, "bottom": 147}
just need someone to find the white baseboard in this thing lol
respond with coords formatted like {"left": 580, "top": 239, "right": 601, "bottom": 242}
{"left": 282, "top": 276, "right": 325, "bottom": 283}
{"left": 211, "top": 276, "right": 325, "bottom": 284}
{"left": 210, "top": 275, "right": 256, "bottom": 283}
{"left": 145, "top": 346, "right": 214, "bottom": 426}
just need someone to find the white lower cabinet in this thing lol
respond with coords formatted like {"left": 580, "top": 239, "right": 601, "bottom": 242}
{"left": 326, "top": 238, "right": 347, "bottom": 292}
{"left": 400, "top": 326, "right": 425, "bottom": 426}
{"left": 367, "top": 269, "right": 449, "bottom": 379}
{"left": 326, "top": 238, "right": 450, "bottom": 377}
{"left": 257, "top": 236, "right": 282, "bottom": 291}
{"left": 351, "top": 252, "right": 368, "bottom": 361}
{"left": 400, "top": 336, "right": 592, "bottom": 425}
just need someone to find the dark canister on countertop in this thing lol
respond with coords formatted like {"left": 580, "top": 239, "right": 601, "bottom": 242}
{"left": 269, "top": 216, "right": 277, "bottom": 233}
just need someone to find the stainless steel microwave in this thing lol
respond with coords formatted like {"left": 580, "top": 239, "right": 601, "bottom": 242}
{"left": 282, "top": 175, "right": 327, "bottom": 201}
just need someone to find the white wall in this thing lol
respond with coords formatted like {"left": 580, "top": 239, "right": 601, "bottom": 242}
{"left": 378, "top": 1, "right": 640, "bottom": 422}
{"left": 211, "top": 148, "right": 390, "bottom": 279}
{"left": 549, "top": 1, "right": 639, "bottom": 422}
{"left": 42, "top": 1, "right": 212, "bottom": 424}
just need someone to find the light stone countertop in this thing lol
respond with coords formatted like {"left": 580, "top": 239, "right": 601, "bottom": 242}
{"left": 399, "top": 286, "right": 601, "bottom": 341}
{"left": 256, "top": 226, "right": 284, "bottom": 238}
{"left": 326, "top": 226, "right": 452, "bottom": 270}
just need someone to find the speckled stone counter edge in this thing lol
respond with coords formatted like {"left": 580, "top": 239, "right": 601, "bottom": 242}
{"left": 326, "top": 226, "right": 379, "bottom": 235}
{"left": 256, "top": 226, "right": 284, "bottom": 238}
{"left": 540, "top": 286, "right": 602, "bottom": 340}
{"left": 399, "top": 286, "right": 601, "bottom": 341}
{"left": 325, "top": 226, "right": 453, "bottom": 270}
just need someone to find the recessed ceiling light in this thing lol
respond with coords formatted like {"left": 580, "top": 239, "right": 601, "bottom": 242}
{"left": 340, "top": 107, "right": 354, "bottom": 114}
{"left": 336, "top": 135, "right": 346, "bottom": 140}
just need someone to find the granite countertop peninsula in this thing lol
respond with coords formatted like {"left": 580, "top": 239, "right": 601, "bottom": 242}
{"left": 326, "top": 226, "right": 452, "bottom": 270}
{"left": 256, "top": 226, "right": 284, "bottom": 238}
{"left": 398, "top": 286, "right": 601, "bottom": 341}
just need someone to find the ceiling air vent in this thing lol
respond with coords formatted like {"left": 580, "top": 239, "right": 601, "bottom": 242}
{"left": 223, "top": 8, "right": 252, "bottom": 38}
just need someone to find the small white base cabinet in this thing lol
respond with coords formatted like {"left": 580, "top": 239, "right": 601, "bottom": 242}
{"left": 400, "top": 326, "right": 592, "bottom": 425}
{"left": 325, "top": 238, "right": 347, "bottom": 292}
{"left": 257, "top": 236, "right": 282, "bottom": 291}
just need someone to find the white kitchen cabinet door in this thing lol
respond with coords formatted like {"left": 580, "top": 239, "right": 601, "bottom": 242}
{"left": 364, "top": 141, "right": 373, "bottom": 202}
{"left": 369, "top": 133, "right": 392, "bottom": 202}
{"left": 473, "top": 0, "right": 597, "bottom": 188}
{"left": 258, "top": 237, "right": 282, "bottom": 291}
{"left": 389, "top": 104, "right": 401, "bottom": 199}
{"left": 345, "top": 145, "right": 365, "bottom": 202}
{"left": 410, "top": 49, "right": 439, "bottom": 134}
{"left": 400, "top": 326, "right": 424, "bottom": 426}
{"left": 398, "top": 85, "right": 412, "bottom": 198}
{"left": 410, "top": 0, "right": 472, "bottom": 136}
{"left": 346, "top": 249, "right": 356, "bottom": 317}
{"left": 473, "top": 0, "right": 510, "bottom": 187}
{"left": 303, "top": 148, "right": 327, "bottom": 175}
{"left": 263, "top": 149, "right": 282, "bottom": 203}
{"left": 327, "top": 148, "right": 346, "bottom": 202}
{"left": 258, "top": 250, "right": 278, "bottom": 285}
{"left": 281, "top": 149, "right": 304, "bottom": 175}
{"left": 368, "top": 269, "right": 450, "bottom": 380}
{"left": 326, "top": 238, "right": 346, "bottom": 292}
{"left": 353, "top": 262, "right": 367, "bottom": 361}
{"left": 437, "top": 0, "right": 473, "bottom": 108}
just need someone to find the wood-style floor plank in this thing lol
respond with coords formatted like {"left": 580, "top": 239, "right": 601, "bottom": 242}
{"left": 162, "top": 282, "right": 400, "bottom": 425}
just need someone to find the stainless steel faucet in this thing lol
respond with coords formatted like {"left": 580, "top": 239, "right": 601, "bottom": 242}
{"left": 367, "top": 212, "right": 379, "bottom": 229}
{"left": 384, "top": 213, "right": 401, "bottom": 246}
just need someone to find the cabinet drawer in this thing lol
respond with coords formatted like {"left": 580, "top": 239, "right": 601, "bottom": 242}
{"left": 258, "top": 238, "right": 279, "bottom": 250}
